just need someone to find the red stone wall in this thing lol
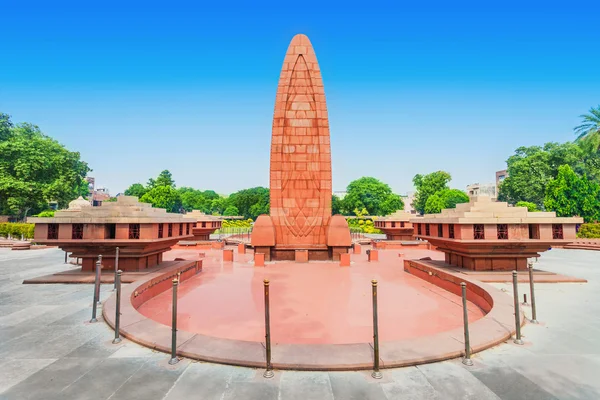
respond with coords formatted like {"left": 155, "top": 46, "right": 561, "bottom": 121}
{"left": 116, "top": 224, "right": 129, "bottom": 240}
{"left": 58, "top": 224, "right": 72, "bottom": 240}
{"left": 34, "top": 224, "right": 48, "bottom": 241}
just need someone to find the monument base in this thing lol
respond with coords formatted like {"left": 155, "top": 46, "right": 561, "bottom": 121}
{"left": 258, "top": 246, "right": 349, "bottom": 262}
{"left": 251, "top": 214, "right": 352, "bottom": 263}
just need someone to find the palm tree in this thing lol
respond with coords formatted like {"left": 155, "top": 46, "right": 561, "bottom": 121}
{"left": 574, "top": 105, "right": 600, "bottom": 142}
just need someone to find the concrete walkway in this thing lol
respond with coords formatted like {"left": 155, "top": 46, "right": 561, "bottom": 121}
{"left": 1, "top": 247, "right": 599, "bottom": 399}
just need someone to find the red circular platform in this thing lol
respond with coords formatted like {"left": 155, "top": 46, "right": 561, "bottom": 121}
{"left": 139, "top": 249, "right": 484, "bottom": 345}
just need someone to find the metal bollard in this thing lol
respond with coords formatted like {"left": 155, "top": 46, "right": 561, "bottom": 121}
{"left": 528, "top": 262, "right": 538, "bottom": 323}
{"left": 523, "top": 293, "right": 528, "bottom": 306}
{"left": 64, "top": 251, "right": 68, "bottom": 264}
{"left": 95, "top": 255, "right": 103, "bottom": 305}
{"left": 169, "top": 279, "right": 179, "bottom": 365}
{"left": 112, "top": 270, "right": 122, "bottom": 344}
{"left": 460, "top": 282, "right": 473, "bottom": 366}
{"left": 263, "top": 279, "right": 274, "bottom": 378}
{"left": 512, "top": 271, "right": 524, "bottom": 345}
{"left": 113, "top": 247, "right": 120, "bottom": 291}
{"left": 371, "top": 280, "right": 382, "bottom": 379}
{"left": 90, "top": 259, "right": 102, "bottom": 323}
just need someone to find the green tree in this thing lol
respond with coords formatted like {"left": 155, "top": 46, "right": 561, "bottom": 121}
{"left": 0, "top": 113, "right": 13, "bottom": 141}
{"left": 498, "top": 143, "right": 585, "bottom": 208}
{"left": 343, "top": 177, "right": 404, "bottom": 216}
{"left": 227, "top": 187, "right": 270, "bottom": 219}
{"left": 574, "top": 105, "right": 600, "bottom": 145}
{"left": 202, "top": 190, "right": 220, "bottom": 201}
{"left": 153, "top": 170, "right": 175, "bottom": 188}
{"left": 124, "top": 183, "right": 147, "bottom": 199}
{"left": 179, "top": 188, "right": 210, "bottom": 212}
{"left": 544, "top": 165, "right": 600, "bottom": 223}
{"left": 515, "top": 201, "right": 539, "bottom": 212}
{"left": 331, "top": 194, "right": 342, "bottom": 215}
{"left": 223, "top": 205, "right": 240, "bottom": 216}
{"left": 0, "top": 116, "right": 90, "bottom": 219}
{"left": 210, "top": 197, "right": 229, "bottom": 215}
{"left": 140, "top": 186, "right": 182, "bottom": 213}
{"left": 424, "top": 189, "right": 469, "bottom": 214}
{"left": 412, "top": 171, "right": 451, "bottom": 215}
{"left": 249, "top": 202, "right": 269, "bottom": 218}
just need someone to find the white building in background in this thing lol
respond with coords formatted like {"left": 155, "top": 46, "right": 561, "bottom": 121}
{"left": 496, "top": 169, "right": 508, "bottom": 195}
{"left": 333, "top": 191, "right": 347, "bottom": 199}
{"left": 466, "top": 183, "right": 496, "bottom": 199}
{"left": 403, "top": 192, "right": 416, "bottom": 214}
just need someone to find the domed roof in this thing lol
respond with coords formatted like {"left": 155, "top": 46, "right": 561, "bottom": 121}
{"left": 68, "top": 196, "right": 92, "bottom": 210}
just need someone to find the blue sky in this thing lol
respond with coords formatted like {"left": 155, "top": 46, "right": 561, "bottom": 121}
{"left": 1, "top": 1, "right": 598, "bottom": 195}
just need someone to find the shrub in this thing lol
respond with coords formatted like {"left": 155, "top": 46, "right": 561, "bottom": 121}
{"left": 515, "top": 201, "right": 539, "bottom": 212}
{"left": 0, "top": 223, "right": 35, "bottom": 239}
{"left": 577, "top": 223, "right": 600, "bottom": 238}
{"left": 36, "top": 210, "right": 55, "bottom": 217}
{"left": 345, "top": 217, "right": 381, "bottom": 234}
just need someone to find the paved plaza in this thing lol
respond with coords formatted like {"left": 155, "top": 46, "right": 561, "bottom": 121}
{"left": 1, "top": 247, "right": 599, "bottom": 399}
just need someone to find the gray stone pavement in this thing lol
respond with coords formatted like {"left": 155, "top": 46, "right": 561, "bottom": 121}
{"left": 0, "top": 247, "right": 599, "bottom": 399}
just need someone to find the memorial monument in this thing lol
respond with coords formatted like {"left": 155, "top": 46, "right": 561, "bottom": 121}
{"left": 252, "top": 34, "right": 351, "bottom": 261}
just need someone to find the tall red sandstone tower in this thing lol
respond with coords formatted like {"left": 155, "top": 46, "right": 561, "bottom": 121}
{"left": 252, "top": 34, "right": 351, "bottom": 261}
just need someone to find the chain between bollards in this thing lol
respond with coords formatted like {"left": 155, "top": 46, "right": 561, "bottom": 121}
{"left": 512, "top": 271, "right": 524, "bottom": 345}
{"left": 113, "top": 247, "right": 120, "bottom": 291}
{"left": 263, "top": 279, "right": 274, "bottom": 378}
{"left": 371, "top": 279, "right": 382, "bottom": 379}
{"left": 90, "top": 257, "right": 102, "bottom": 323}
{"left": 528, "top": 261, "right": 538, "bottom": 324}
{"left": 460, "top": 282, "right": 473, "bottom": 366}
{"left": 169, "top": 279, "right": 179, "bottom": 365}
{"left": 113, "top": 270, "right": 122, "bottom": 344}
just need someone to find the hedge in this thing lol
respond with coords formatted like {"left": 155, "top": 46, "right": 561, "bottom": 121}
{"left": 0, "top": 223, "right": 35, "bottom": 239}
{"left": 346, "top": 217, "right": 382, "bottom": 234}
{"left": 577, "top": 223, "right": 600, "bottom": 239}
{"left": 222, "top": 219, "right": 253, "bottom": 228}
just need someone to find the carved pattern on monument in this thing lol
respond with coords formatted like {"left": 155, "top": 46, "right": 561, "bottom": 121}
{"left": 270, "top": 34, "right": 332, "bottom": 247}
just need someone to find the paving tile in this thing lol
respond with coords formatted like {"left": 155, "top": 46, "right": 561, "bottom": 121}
{"left": 417, "top": 361, "right": 501, "bottom": 399}
{"left": 0, "top": 358, "right": 57, "bottom": 393}
{"left": 58, "top": 357, "right": 147, "bottom": 400}
{"left": 109, "top": 358, "right": 191, "bottom": 400}
{"left": 14, "top": 324, "right": 105, "bottom": 359}
{"left": 469, "top": 365, "right": 558, "bottom": 400}
{"left": 64, "top": 333, "right": 125, "bottom": 358}
{"left": 0, "top": 357, "right": 103, "bottom": 400}
{"left": 279, "top": 371, "right": 334, "bottom": 400}
{"left": 507, "top": 354, "right": 600, "bottom": 399}
{"left": 381, "top": 367, "right": 440, "bottom": 399}
{"left": 163, "top": 362, "right": 254, "bottom": 400}
{"left": 327, "top": 371, "right": 388, "bottom": 400}
{"left": 222, "top": 381, "right": 279, "bottom": 400}
{"left": 0, "top": 324, "right": 76, "bottom": 358}
{"left": 108, "top": 342, "right": 159, "bottom": 358}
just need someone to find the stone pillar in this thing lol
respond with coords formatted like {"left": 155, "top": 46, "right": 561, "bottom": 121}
{"left": 368, "top": 249, "right": 379, "bottom": 262}
{"left": 353, "top": 243, "right": 361, "bottom": 254}
{"left": 255, "top": 253, "right": 265, "bottom": 267}
{"left": 339, "top": 253, "right": 350, "bottom": 267}
{"left": 238, "top": 243, "right": 246, "bottom": 254}
{"left": 295, "top": 250, "right": 308, "bottom": 263}
{"left": 223, "top": 249, "right": 234, "bottom": 262}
